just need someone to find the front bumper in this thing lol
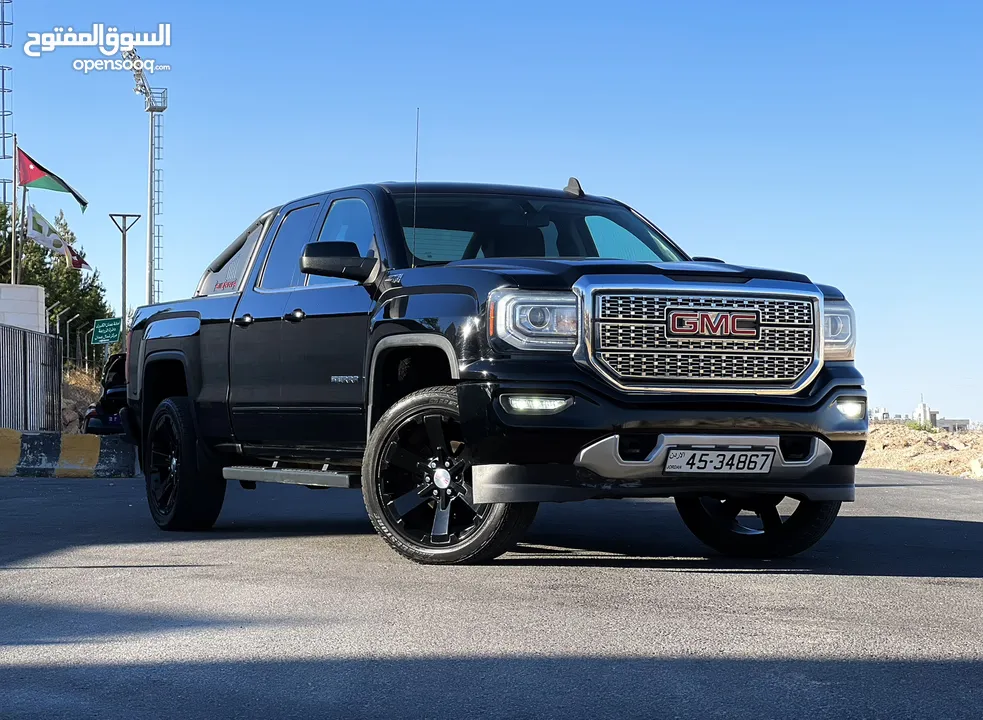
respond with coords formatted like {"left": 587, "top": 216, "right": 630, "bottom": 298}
{"left": 458, "top": 365, "right": 867, "bottom": 504}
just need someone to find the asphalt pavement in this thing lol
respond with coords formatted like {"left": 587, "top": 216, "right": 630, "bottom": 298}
{"left": 1, "top": 469, "right": 981, "bottom": 719}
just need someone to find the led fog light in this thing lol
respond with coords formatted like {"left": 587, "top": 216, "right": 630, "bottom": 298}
{"left": 835, "top": 399, "right": 866, "bottom": 420}
{"left": 501, "top": 395, "right": 573, "bottom": 415}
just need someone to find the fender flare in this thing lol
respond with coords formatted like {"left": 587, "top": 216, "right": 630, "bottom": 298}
{"left": 140, "top": 349, "right": 198, "bottom": 421}
{"left": 366, "top": 334, "right": 460, "bottom": 437}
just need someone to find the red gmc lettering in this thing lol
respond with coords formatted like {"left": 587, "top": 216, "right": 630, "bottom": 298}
{"left": 667, "top": 310, "right": 759, "bottom": 337}
{"left": 670, "top": 311, "right": 700, "bottom": 335}
{"left": 728, "top": 312, "right": 758, "bottom": 337}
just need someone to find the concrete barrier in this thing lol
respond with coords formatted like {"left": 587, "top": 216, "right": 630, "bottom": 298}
{"left": 0, "top": 429, "right": 136, "bottom": 478}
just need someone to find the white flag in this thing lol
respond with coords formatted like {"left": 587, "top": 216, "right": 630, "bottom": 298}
{"left": 25, "top": 205, "right": 69, "bottom": 256}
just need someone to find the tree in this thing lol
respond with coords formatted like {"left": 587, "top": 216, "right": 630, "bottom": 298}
{"left": 0, "top": 202, "right": 14, "bottom": 283}
{"left": 1, "top": 203, "right": 113, "bottom": 366}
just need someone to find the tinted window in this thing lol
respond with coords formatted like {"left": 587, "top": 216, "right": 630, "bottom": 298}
{"left": 199, "top": 220, "right": 265, "bottom": 295}
{"left": 260, "top": 204, "right": 320, "bottom": 289}
{"left": 308, "top": 198, "right": 376, "bottom": 286}
{"left": 401, "top": 228, "right": 477, "bottom": 262}
{"left": 392, "top": 194, "right": 682, "bottom": 266}
{"left": 585, "top": 216, "right": 664, "bottom": 262}
{"left": 103, "top": 354, "right": 126, "bottom": 387}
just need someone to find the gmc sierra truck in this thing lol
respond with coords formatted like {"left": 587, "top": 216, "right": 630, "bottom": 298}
{"left": 123, "top": 179, "right": 867, "bottom": 564}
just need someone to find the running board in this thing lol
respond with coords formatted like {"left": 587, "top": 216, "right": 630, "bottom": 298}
{"left": 222, "top": 466, "right": 357, "bottom": 489}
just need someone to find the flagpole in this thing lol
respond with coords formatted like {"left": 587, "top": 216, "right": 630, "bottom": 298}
{"left": 10, "top": 132, "right": 16, "bottom": 284}
{"left": 20, "top": 185, "right": 27, "bottom": 271}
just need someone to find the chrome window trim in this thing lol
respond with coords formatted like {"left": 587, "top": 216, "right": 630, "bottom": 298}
{"left": 571, "top": 276, "right": 825, "bottom": 396}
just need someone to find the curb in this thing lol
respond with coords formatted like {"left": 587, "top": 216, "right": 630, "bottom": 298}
{"left": 0, "top": 429, "right": 135, "bottom": 478}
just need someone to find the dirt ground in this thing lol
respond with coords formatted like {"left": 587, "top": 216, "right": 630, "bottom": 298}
{"left": 61, "top": 369, "right": 101, "bottom": 433}
{"left": 860, "top": 424, "right": 983, "bottom": 478}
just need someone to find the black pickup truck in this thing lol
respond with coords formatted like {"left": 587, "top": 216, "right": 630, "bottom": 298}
{"left": 124, "top": 180, "right": 867, "bottom": 564}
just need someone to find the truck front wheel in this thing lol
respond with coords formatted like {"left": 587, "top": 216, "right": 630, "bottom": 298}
{"left": 362, "top": 386, "right": 538, "bottom": 564}
{"left": 145, "top": 397, "right": 226, "bottom": 531}
{"left": 674, "top": 494, "right": 841, "bottom": 558}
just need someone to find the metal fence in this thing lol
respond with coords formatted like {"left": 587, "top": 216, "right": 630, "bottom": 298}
{"left": 0, "top": 323, "right": 62, "bottom": 431}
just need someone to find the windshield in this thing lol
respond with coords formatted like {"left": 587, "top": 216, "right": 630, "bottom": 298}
{"left": 392, "top": 193, "right": 685, "bottom": 266}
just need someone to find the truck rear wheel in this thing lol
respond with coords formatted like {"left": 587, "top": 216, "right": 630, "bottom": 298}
{"left": 145, "top": 397, "right": 226, "bottom": 531}
{"left": 674, "top": 494, "right": 840, "bottom": 558}
{"left": 362, "top": 385, "right": 538, "bottom": 564}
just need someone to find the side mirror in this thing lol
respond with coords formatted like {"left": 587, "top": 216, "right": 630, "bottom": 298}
{"left": 300, "top": 242, "right": 377, "bottom": 283}
{"left": 692, "top": 256, "right": 725, "bottom": 263}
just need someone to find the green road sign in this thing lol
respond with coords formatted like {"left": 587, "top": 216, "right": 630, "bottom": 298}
{"left": 92, "top": 317, "right": 123, "bottom": 345}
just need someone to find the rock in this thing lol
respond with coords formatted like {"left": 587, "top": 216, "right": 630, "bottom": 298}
{"left": 950, "top": 439, "right": 968, "bottom": 451}
{"left": 971, "top": 458, "right": 983, "bottom": 479}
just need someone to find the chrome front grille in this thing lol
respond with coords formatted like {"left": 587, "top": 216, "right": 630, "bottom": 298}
{"left": 598, "top": 294, "right": 813, "bottom": 326}
{"left": 590, "top": 290, "right": 820, "bottom": 392}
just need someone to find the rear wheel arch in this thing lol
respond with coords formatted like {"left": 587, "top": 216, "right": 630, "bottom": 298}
{"left": 141, "top": 352, "right": 193, "bottom": 440}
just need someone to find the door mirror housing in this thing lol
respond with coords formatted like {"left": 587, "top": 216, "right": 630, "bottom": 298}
{"left": 300, "top": 242, "right": 377, "bottom": 283}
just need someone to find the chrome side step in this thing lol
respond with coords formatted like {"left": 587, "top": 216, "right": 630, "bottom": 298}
{"left": 222, "top": 466, "right": 357, "bottom": 489}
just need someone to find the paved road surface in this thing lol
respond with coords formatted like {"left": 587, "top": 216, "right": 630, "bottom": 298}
{"left": 1, "top": 469, "right": 981, "bottom": 719}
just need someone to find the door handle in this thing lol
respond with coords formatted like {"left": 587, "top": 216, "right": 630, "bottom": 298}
{"left": 233, "top": 313, "right": 254, "bottom": 327}
{"left": 283, "top": 308, "right": 306, "bottom": 323}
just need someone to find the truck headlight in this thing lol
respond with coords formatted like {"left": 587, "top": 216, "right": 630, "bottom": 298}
{"left": 823, "top": 301, "right": 856, "bottom": 361}
{"left": 489, "top": 289, "right": 578, "bottom": 351}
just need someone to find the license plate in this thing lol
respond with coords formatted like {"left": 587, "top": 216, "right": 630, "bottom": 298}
{"left": 665, "top": 449, "right": 775, "bottom": 474}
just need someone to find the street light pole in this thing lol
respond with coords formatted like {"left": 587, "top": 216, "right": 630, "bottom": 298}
{"left": 65, "top": 313, "right": 80, "bottom": 364}
{"left": 109, "top": 213, "right": 140, "bottom": 333}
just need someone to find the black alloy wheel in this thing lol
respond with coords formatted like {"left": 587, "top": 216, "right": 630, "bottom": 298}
{"left": 378, "top": 411, "right": 489, "bottom": 547}
{"left": 144, "top": 396, "right": 226, "bottom": 531}
{"left": 674, "top": 494, "right": 841, "bottom": 558}
{"left": 148, "top": 413, "right": 181, "bottom": 517}
{"left": 362, "top": 386, "right": 538, "bottom": 564}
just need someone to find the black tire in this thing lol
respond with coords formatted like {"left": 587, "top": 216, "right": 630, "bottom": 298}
{"left": 144, "top": 396, "right": 226, "bottom": 531}
{"left": 362, "top": 385, "right": 538, "bottom": 564}
{"left": 674, "top": 494, "right": 841, "bottom": 558}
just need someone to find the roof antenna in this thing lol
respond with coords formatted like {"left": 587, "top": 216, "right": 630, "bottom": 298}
{"left": 411, "top": 108, "right": 420, "bottom": 268}
{"left": 564, "top": 176, "right": 584, "bottom": 197}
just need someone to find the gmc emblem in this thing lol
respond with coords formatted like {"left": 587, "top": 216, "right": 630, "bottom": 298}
{"left": 666, "top": 309, "right": 760, "bottom": 338}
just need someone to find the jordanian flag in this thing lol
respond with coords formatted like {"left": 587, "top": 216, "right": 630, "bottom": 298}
{"left": 17, "top": 148, "right": 88, "bottom": 213}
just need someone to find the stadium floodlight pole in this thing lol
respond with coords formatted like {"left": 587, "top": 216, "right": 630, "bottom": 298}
{"left": 110, "top": 213, "right": 140, "bottom": 333}
{"left": 122, "top": 48, "right": 166, "bottom": 305}
{"left": 65, "top": 313, "right": 80, "bottom": 363}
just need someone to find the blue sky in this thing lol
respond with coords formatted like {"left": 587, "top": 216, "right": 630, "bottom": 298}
{"left": 11, "top": 1, "right": 982, "bottom": 419}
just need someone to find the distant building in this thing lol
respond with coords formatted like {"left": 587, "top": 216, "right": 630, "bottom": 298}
{"left": 869, "top": 400, "right": 972, "bottom": 431}
{"left": 937, "top": 418, "right": 970, "bottom": 432}
{"left": 869, "top": 406, "right": 891, "bottom": 422}
{"left": 913, "top": 402, "right": 938, "bottom": 427}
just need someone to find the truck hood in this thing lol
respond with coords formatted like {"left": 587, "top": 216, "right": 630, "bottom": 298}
{"left": 445, "top": 258, "right": 814, "bottom": 289}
